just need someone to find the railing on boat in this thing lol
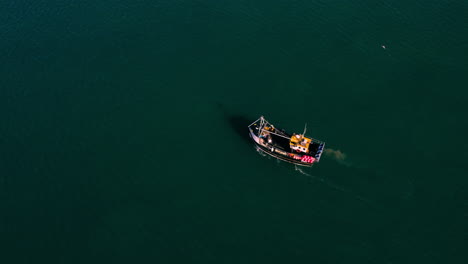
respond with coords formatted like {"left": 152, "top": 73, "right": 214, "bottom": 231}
{"left": 249, "top": 116, "right": 326, "bottom": 162}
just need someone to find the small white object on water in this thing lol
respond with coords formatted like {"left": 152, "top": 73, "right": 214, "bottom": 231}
{"left": 381, "top": 45, "right": 386, "bottom": 49}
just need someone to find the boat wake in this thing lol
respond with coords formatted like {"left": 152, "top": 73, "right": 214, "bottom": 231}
{"left": 294, "top": 165, "right": 376, "bottom": 207}
{"left": 294, "top": 165, "right": 311, "bottom": 176}
{"left": 255, "top": 146, "right": 267, "bottom": 157}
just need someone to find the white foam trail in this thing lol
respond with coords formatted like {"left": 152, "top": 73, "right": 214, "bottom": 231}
{"left": 294, "top": 165, "right": 377, "bottom": 207}
{"left": 294, "top": 165, "right": 311, "bottom": 176}
{"left": 255, "top": 146, "right": 267, "bottom": 157}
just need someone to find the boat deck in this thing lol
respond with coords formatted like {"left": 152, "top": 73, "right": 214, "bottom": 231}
{"left": 269, "top": 132, "right": 291, "bottom": 151}
{"left": 269, "top": 133, "right": 323, "bottom": 156}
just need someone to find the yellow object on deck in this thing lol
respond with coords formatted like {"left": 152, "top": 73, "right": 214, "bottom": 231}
{"left": 290, "top": 134, "right": 311, "bottom": 152}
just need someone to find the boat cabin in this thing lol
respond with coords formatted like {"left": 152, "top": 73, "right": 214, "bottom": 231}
{"left": 290, "top": 134, "right": 311, "bottom": 153}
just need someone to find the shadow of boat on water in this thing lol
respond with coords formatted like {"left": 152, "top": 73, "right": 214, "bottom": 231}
{"left": 217, "top": 103, "right": 253, "bottom": 145}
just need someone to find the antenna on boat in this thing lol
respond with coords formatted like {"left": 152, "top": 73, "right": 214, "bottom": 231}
{"left": 302, "top": 123, "right": 307, "bottom": 136}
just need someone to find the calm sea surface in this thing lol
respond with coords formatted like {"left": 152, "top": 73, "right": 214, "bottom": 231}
{"left": 1, "top": 1, "right": 467, "bottom": 263}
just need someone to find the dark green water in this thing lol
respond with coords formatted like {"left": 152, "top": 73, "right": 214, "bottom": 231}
{"left": 1, "top": 1, "right": 467, "bottom": 263}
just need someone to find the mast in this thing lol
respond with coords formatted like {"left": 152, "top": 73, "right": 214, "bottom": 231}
{"left": 302, "top": 123, "right": 307, "bottom": 136}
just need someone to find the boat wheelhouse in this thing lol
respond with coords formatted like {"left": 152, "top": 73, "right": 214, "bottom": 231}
{"left": 248, "top": 116, "right": 325, "bottom": 167}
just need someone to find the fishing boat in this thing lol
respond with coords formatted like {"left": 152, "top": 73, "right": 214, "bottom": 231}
{"left": 248, "top": 116, "right": 325, "bottom": 167}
